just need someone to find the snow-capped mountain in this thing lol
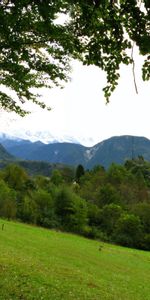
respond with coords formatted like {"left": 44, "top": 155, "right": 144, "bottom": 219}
{"left": 2, "top": 134, "right": 150, "bottom": 169}
{"left": 0, "top": 130, "right": 96, "bottom": 146}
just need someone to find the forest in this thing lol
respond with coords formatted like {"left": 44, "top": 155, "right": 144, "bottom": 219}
{"left": 0, "top": 157, "right": 150, "bottom": 251}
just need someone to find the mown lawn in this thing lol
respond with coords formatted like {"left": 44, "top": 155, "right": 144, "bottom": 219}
{"left": 0, "top": 219, "right": 150, "bottom": 300}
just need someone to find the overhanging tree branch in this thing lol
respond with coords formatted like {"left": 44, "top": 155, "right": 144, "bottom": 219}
{"left": 0, "top": 0, "right": 149, "bottom": 115}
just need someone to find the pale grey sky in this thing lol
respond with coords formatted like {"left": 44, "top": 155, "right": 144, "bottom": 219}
{"left": 0, "top": 52, "right": 149, "bottom": 146}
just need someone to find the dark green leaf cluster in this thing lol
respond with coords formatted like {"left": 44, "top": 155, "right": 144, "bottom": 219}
{"left": 69, "top": 0, "right": 149, "bottom": 101}
{"left": 0, "top": 0, "right": 149, "bottom": 114}
{"left": 0, "top": 0, "right": 78, "bottom": 114}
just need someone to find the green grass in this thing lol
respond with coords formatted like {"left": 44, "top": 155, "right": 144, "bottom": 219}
{"left": 0, "top": 219, "right": 150, "bottom": 300}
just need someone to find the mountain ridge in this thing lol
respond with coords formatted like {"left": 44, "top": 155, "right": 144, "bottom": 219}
{"left": 1, "top": 134, "right": 150, "bottom": 169}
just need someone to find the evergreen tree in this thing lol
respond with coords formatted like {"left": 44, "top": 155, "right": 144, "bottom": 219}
{"left": 75, "top": 164, "right": 85, "bottom": 183}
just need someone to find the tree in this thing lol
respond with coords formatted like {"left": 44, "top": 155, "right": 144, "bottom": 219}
{"left": 55, "top": 186, "right": 88, "bottom": 233}
{"left": 2, "top": 164, "right": 29, "bottom": 191}
{"left": 125, "top": 157, "right": 150, "bottom": 187}
{"left": 77, "top": 166, "right": 105, "bottom": 203}
{"left": 75, "top": 164, "right": 85, "bottom": 183}
{"left": 99, "top": 203, "right": 122, "bottom": 236}
{"left": 18, "top": 195, "right": 38, "bottom": 224}
{"left": 32, "top": 189, "right": 58, "bottom": 228}
{"left": 106, "top": 164, "right": 129, "bottom": 186}
{"left": 51, "top": 169, "right": 63, "bottom": 186}
{"left": 0, "top": 179, "right": 17, "bottom": 219}
{"left": 0, "top": 0, "right": 149, "bottom": 115}
{"left": 131, "top": 202, "right": 150, "bottom": 234}
{"left": 113, "top": 213, "right": 143, "bottom": 248}
{"left": 34, "top": 175, "right": 50, "bottom": 190}
{"left": 0, "top": 0, "right": 78, "bottom": 115}
{"left": 59, "top": 166, "right": 75, "bottom": 183}
{"left": 97, "top": 183, "right": 121, "bottom": 207}
{"left": 70, "top": 0, "right": 150, "bottom": 100}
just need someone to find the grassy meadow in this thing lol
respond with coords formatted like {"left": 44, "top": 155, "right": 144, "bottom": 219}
{"left": 0, "top": 219, "right": 150, "bottom": 300}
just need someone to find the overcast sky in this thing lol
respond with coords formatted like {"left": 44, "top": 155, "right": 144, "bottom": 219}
{"left": 0, "top": 51, "right": 149, "bottom": 146}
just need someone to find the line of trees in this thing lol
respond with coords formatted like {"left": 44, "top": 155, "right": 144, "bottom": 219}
{"left": 0, "top": 158, "right": 150, "bottom": 250}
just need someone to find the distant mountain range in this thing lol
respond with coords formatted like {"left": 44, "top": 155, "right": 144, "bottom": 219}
{"left": 0, "top": 141, "right": 73, "bottom": 177}
{"left": 1, "top": 134, "right": 150, "bottom": 169}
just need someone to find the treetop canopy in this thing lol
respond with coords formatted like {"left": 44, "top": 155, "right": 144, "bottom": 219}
{"left": 0, "top": 0, "right": 149, "bottom": 115}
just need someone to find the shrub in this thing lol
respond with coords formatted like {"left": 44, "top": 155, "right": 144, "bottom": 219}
{"left": 113, "top": 214, "right": 143, "bottom": 248}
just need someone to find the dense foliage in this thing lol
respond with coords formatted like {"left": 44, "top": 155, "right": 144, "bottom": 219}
{"left": 0, "top": 157, "right": 150, "bottom": 250}
{"left": 0, "top": 0, "right": 149, "bottom": 114}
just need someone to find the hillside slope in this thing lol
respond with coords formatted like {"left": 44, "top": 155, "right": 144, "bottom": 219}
{"left": 1, "top": 138, "right": 44, "bottom": 159}
{"left": 0, "top": 219, "right": 150, "bottom": 300}
{"left": 0, "top": 143, "right": 14, "bottom": 160}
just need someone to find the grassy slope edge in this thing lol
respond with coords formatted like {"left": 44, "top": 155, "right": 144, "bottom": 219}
{"left": 0, "top": 219, "right": 150, "bottom": 300}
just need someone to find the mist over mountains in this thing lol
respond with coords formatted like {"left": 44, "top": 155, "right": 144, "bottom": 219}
{"left": 0, "top": 130, "right": 92, "bottom": 146}
{"left": 1, "top": 133, "right": 150, "bottom": 169}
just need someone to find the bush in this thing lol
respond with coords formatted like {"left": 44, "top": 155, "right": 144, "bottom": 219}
{"left": 142, "top": 234, "right": 150, "bottom": 251}
{"left": 82, "top": 225, "right": 109, "bottom": 241}
{"left": 113, "top": 214, "right": 143, "bottom": 248}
